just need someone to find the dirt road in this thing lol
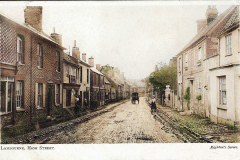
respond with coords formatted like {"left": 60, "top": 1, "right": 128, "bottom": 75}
{"left": 46, "top": 98, "right": 182, "bottom": 143}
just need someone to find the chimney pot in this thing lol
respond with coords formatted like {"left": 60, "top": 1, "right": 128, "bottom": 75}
{"left": 50, "top": 30, "right": 62, "bottom": 45}
{"left": 206, "top": 5, "right": 218, "bottom": 24}
{"left": 82, "top": 53, "right": 87, "bottom": 62}
{"left": 96, "top": 64, "right": 101, "bottom": 71}
{"left": 88, "top": 57, "right": 94, "bottom": 67}
{"left": 72, "top": 40, "right": 80, "bottom": 60}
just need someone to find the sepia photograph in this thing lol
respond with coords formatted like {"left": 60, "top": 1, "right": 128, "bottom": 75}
{"left": 0, "top": 0, "right": 240, "bottom": 159}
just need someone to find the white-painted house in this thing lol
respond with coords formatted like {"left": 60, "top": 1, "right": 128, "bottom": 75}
{"left": 206, "top": 6, "right": 240, "bottom": 126}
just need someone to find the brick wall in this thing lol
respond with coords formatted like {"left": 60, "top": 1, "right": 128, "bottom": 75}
{"left": 0, "top": 16, "right": 17, "bottom": 64}
{"left": 1, "top": 17, "right": 64, "bottom": 127}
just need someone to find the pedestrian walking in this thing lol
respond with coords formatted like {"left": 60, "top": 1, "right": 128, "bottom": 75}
{"left": 84, "top": 98, "right": 88, "bottom": 111}
{"left": 74, "top": 94, "right": 80, "bottom": 114}
{"left": 151, "top": 96, "right": 157, "bottom": 113}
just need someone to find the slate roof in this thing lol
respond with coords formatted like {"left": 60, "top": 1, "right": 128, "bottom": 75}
{"left": 63, "top": 53, "right": 79, "bottom": 66}
{"left": 0, "top": 12, "right": 65, "bottom": 50}
{"left": 91, "top": 67, "right": 103, "bottom": 76}
{"left": 218, "top": 6, "right": 239, "bottom": 37}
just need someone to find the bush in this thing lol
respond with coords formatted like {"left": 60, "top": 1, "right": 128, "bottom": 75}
{"left": 184, "top": 87, "right": 190, "bottom": 110}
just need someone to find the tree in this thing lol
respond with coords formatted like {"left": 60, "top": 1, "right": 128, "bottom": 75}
{"left": 100, "top": 64, "right": 114, "bottom": 75}
{"left": 148, "top": 61, "right": 177, "bottom": 95}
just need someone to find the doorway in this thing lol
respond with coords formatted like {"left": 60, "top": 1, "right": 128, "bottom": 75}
{"left": 47, "top": 84, "right": 54, "bottom": 116}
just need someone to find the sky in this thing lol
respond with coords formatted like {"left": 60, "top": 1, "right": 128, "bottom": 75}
{"left": 0, "top": 1, "right": 234, "bottom": 80}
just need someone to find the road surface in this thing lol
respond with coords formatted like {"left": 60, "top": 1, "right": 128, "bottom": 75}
{"left": 46, "top": 97, "right": 183, "bottom": 143}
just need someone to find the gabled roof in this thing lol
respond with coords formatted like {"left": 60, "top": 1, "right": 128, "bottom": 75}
{"left": 0, "top": 12, "right": 66, "bottom": 50}
{"left": 177, "top": 6, "right": 237, "bottom": 56}
{"left": 91, "top": 67, "right": 103, "bottom": 76}
{"left": 217, "top": 6, "right": 239, "bottom": 37}
{"left": 79, "top": 59, "right": 91, "bottom": 67}
{"left": 63, "top": 53, "right": 79, "bottom": 66}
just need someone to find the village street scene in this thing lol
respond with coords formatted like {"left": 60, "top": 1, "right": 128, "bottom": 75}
{"left": 0, "top": 3, "right": 240, "bottom": 144}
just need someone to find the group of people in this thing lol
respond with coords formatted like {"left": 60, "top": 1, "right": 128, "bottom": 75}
{"left": 74, "top": 95, "right": 88, "bottom": 114}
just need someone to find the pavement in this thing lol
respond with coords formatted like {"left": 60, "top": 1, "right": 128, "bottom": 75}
{"left": 157, "top": 104, "right": 240, "bottom": 143}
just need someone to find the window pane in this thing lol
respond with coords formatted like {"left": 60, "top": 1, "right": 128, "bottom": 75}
{"left": 37, "top": 83, "right": 43, "bottom": 108}
{"left": 7, "top": 82, "right": 13, "bottom": 112}
{"left": 219, "top": 76, "right": 227, "bottom": 105}
{"left": 1, "top": 82, "right": 6, "bottom": 112}
{"left": 16, "top": 81, "right": 23, "bottom": 108}
{"left": 222, "top": 91, "right": 227, "bottom": 105}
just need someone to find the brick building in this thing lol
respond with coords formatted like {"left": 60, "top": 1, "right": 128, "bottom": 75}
{"left": 89, "top": 58, "right": 105, "bottom": 110}
{"left": 78, "top": 52, "right": 91, "bottom": 110}
{"left": 63, "top": 40, "right": 91, "bottom": 113}
{"left": 104, "top": 78, "right": 111, "bottom": 104}
{"left": 62, "top": 52, "right": 80, "bottom": 110}
{"left": 0, "top": 6, "right": 65, "bottom": 127}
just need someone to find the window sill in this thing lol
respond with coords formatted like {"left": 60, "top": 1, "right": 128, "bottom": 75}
{"left": 56, "top": 70, "right": 61, "bottom": 73}
{"left": 17, "top": 63, "right": 25, "bottom": 66}
{"left": 225, "top": 54, "right": 232, "bottom": 57}
{"left": 36, "top": 107, "right": 44, "bottom": 110}
{"left": 37, "top": 66, "right": 43, "bottom": 70}
{"left": 0, "top": 112, "right": 12, "bottom": 116}
{"left": 16, "top": 108, "right": 25, "bottom": 112}
{"left": 217, "top": 105, "right": 227, "bottom": 110}
{"left": 64, "top": 106, "right": 74, "bottom": 109}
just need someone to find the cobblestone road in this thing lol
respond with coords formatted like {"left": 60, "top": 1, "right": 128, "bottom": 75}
{"left": 46, "top": 98, "right": 183, "bottom": 143}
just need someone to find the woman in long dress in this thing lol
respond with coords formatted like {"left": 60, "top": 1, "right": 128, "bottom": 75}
{"left": 151, "top": 96, "right": 157, "bottom": 112}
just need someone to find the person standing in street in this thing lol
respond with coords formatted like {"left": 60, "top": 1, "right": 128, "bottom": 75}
{"left": 151, "top": 96, "right": 157, "bottom": 113}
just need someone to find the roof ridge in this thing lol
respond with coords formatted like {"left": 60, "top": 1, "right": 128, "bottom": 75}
{"left": 177, "top": 5, "right": 236, "bottom": 56}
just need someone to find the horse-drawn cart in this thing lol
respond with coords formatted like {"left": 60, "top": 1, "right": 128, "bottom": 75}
{"left": 131, "top": 92, "right": 139, "bottom": 104}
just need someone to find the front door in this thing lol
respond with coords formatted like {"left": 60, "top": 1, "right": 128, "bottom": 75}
{"left": 47, "top": 84, "right": 54, "bottom": 116}
{"left": 190, "top": 80, "right": 194, "bottom": 110}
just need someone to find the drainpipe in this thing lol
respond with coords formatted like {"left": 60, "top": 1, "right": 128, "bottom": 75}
{"left": 217, "top": 37, "right": 221, "bottom": 124}
{"left": 181, "top": 54, "right": 184, "bottom": 111}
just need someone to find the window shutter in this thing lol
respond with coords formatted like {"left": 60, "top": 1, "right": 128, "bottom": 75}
{"left": 35, "top": 83, "right": 38, "bottom": 108}
{"left": 43, "top": 83, "right": 46, "bottom": 108}
{"left": 60, "top": 84, "right": 63, "bottom": 104}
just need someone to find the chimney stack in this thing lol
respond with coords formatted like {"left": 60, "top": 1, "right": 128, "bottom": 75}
{"left": 72, "top": 40, "right": 80, "bottom": 60}
{"left": 196, "top": 19, "right": 207, "bottom": 33}
{"left": 24, "top": 6, "right": 43, "bottom": 32}
{"left": 50, "top": 28, "right": 62, "bottom": 45}
{"left": 96, "top": 64, "right": 101, "bottom": 71}
{"left": 206, "top": 5, "right": 218, "bottom": 24}
{"left": 88, "top": 57, "right": 94, "bottom": 67}
{"left": 82, "top": 53, "right": 87, "bottom": 62}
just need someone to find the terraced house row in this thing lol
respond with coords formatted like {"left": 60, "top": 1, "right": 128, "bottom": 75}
{"left": 0, "top": 6, "right": 131, "bottom": 128}
{"left": 174, "top": 5, "right": 240, "bottom": 127}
